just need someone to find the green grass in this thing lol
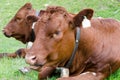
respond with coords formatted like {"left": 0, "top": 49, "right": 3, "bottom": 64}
{"left": 0, "top": 0, "right": 120, "bottom": 80}
{"left": 0, "top": 58, "right": 38, "bottom": 80}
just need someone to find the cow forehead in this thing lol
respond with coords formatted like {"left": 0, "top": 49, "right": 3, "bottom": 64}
{"left": 15, "top": 9, "right": 29, "bottom": 18}
{"left": 34, "top": 6, "right": 72, "bottom": 37}
{"left": 37, "top": 14, "right": 67, "bottom": 37}
{"left": 39, "top": 10, "right": 69, "bottom": 28}
{"left": 39, "top": 6, "right": 69, "bottom": 21}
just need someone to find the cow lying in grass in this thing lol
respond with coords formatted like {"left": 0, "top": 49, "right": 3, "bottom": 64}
{"left": 25, "top": 6, "right": 120, "bottom": 80}
{"left": 0, "top": 2, "right": 40, "bottom": 72}
{"left": 1, "top": 3, "right": 39, "bottom": 58}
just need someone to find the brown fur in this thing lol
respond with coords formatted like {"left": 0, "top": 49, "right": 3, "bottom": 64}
{"left": 25, "top": 6, "right": 120, "bottom": 80}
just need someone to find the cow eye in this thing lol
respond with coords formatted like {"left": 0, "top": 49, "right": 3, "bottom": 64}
{"left": 53, "top": 31, "right": 61, "bottom": 38}
{"left": 49, "top": 31, "right": 61, "bottom": 39}
{"left": 55, "top": 31, "right": 60, "bottom": 35}
{"left": 15, "top": 17, "right": 22, "bottom": 23}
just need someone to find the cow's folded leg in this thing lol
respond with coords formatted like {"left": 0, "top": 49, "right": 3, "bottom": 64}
{"left": 0, "top": 48, "right": 26, "bottom": 58}
{"left": 57, "top": 72, "right": 105, "bottom": 80}
{"left": 38, "top": 66, "right": 56, "bottom": 80}
{"left": 0, "top": 53, "right": 9, "bottom": 58}
{"left": 14, "top": 48, "right": 26, "bottom": 58}
{"left": 6, "top": 53, "right": 17, "bottom": 58}
{"left": 0, "top": 52, "right": 18, "bottom": 58}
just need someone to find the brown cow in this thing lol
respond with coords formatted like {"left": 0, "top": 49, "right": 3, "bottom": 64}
{"left": 1, "top": 3, "right": 39, "bottom": 58}
{"left": 3, "top": 3, "right": 38, "bottom": 43}
{"left": 25, "top": 6, "right": 120, "bottom": 80}
{"left": 0, "top": 2, "right": 40, "bottom": 73}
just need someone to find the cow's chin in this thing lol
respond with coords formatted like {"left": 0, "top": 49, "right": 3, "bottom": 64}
{"left": 13, "top": 35, "right": 28, "bottom": 44}
{"left": 15, "top": 38, "right": 26, "bottom": 43}
{"left": 16, "top": 38, "right": 27, "bottom": 44}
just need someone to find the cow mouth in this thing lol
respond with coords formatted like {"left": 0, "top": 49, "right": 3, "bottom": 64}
{"left": 33, "top": 60, "right": 47, "bottom": 67}
{"left": 34, "top": 63, "right": 44, "bottom": 67}
{"left": 3, "top": 32, "right": 12, "bottom": 38}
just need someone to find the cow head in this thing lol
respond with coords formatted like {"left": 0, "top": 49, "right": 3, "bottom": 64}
{"left": 3, "top": 3, "right": 38, "bottom": 43}
{"left": 25, "top": 6, "right": 94, "bottom": 69}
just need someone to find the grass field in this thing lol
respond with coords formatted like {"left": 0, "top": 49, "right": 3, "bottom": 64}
{"left": 0, "top": 0, "right": 120, "bottom": 80}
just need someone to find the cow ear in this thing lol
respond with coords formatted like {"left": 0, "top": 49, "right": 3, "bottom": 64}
{"left": 23, "top": 3, "right": 32, "bottom": 10}
{"left": 73, "top": 9, "right": 94, "bottom": 28}
{"left": 26, "top": 15, "right": 38, "bottom": 24}
{"left": 38, "top": 10, "right": 46, "bottom": 16}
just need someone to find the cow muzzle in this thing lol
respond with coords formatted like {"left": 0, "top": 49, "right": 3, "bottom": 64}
{"left": 2, "top": 28, "right": 12, "bottom": 37}
{"left": 25, "top": 53, "right": 46, "bottom": 67}
{"left": 25, "top": 54, "right": 37, "bottom": 65}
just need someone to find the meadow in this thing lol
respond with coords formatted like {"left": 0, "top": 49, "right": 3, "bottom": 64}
{"left": 0, "top": 0, "right": 120, "bottom": 80}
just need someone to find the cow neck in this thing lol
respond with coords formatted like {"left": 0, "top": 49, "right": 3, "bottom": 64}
{"left": 30, "top": 22, "right": 36, "bottom": 42}
{"left": 30, "top": 10, "right": 39, "bottom": 42}
{"left": 65, "top": 27, "right": 80, "bottom": 68}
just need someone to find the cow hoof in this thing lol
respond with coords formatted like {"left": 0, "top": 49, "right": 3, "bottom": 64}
{"left": 19, "top": 67, "right": 31, "bottom": 74}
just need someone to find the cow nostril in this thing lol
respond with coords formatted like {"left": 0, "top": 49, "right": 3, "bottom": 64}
{"left": 32, "top": 56, "right": 36, "bottom": 60}
{"left": 2, "top": 29, "right": 12, "bottom": 37}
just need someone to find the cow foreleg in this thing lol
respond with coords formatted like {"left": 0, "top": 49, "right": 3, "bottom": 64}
{"left": 57, "top": 72, "right": 105, "bottom": 80}
{"left": 0, "top": 52, "right": 17, "bottom": 58}
{"left": 0, "top": 48, "right": 26, "bottom": 58}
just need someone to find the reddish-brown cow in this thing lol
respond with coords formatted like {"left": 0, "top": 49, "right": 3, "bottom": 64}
{"left": 3, "top": 3, "right": 38, "bottom": 43}
{"left": 25, "top": 6, "right": 120, "bottom": 80}
{"left": 0, "top": 3, "right": 39, "bottom": 58}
